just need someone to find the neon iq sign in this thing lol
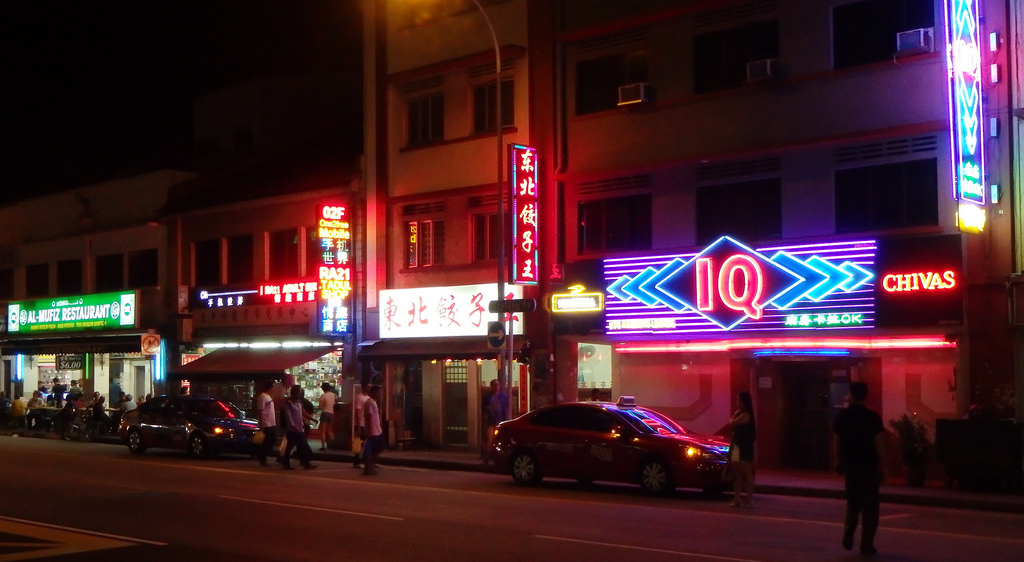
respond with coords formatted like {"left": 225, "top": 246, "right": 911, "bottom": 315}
{"left": 605, "top": 237, "right": 876, "bottom": 334}
{"left": 945, "top": 0, "right": 985, "bottom": 206}
{"left": 510, "top": 144, "right": 539, "bottom": 285}
{"left": 318, "top": 203, "right": 352, "bottom": 334}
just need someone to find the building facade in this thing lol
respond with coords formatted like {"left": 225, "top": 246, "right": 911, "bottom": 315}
{"left": 364, "top": 0, "right": 1021, "bottom": 469}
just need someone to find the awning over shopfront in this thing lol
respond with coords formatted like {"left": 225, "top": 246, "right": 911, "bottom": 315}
{"left": 170, "top": 346, "right": 337, "bottom": 376}
{"left": 356, "top": 337, "right": 524, "bottom": 360}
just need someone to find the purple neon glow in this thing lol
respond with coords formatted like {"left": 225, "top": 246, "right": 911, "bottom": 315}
{"left": 604, "top": 238, "right": 876, "bottom": 335}
{"left": 944, "top": 0, "right": 985, "bottom": 205}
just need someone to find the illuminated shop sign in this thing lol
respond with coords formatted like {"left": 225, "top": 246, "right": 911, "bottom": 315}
{"left": 510, "top": 144, "right": 539, "bottom": 285}
{"left": 551, "top": 285, "right": 604, "bottom": 313}
{"left": 881, "top": 271, "right": 957, "bottom": 292}
{"left": 874, "top": 234, "right": 963, "bottom": 327}
{"left": 7, "top": 291, "right": 137, "bottom": 334}
{"left": 317, "top": 203, "right": 352, "bottom": 334}
{"left": 945, "top": 0, "right": 985, "bottom": 206}
{"left": 193, "top": 280, "right": 318, "bottom": 308}
{"left": 605, "top": 237, "right": 876, "bottom": 335}
{"left": 380, "top": 283, "right": 524, "bottom": 338}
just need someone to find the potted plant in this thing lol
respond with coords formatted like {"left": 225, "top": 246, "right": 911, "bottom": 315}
{"left": 889, "top": 413, "right": 931, "bottom": 486}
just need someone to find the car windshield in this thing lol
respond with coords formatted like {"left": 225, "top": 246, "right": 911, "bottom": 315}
{"left": 617, "top": 407, "right": 690, "bottom": 435}
{"left": 185, "top": 399, "right": 245, "bottom": 419}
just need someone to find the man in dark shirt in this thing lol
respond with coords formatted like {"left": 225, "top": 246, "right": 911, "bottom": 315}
{"left": 832, "top": 381, "right": 885, "bottom": 557}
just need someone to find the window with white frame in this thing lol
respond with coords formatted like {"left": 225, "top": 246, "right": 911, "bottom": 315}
{"left": 405, "top": 219, "right": 445, "bottom": 268}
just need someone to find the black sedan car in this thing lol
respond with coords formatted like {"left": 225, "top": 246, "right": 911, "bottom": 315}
{"left": 490, "top": 396, "right": 731, "bottom": 495}
{"left": 119, "top": 395, "right": 260, "bottom": 458}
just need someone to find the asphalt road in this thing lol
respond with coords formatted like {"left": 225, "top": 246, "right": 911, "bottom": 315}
{"left": 2, "top": 437, "right": 1023, "bottom": 561}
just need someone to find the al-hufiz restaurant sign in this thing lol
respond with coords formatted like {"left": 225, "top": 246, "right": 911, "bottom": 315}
{"left": 6, "top": 291, "right": 137, "bottom": 334}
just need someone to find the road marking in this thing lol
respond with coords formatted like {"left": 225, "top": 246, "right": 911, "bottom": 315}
{"left": 0, "top": 516, "right": 165, "bottom": 561}
{"left": 221, "top": 496, "right": 404, "bottom": 520}
{"left": 535, "top": 535, "right": 757, "bottom": 561}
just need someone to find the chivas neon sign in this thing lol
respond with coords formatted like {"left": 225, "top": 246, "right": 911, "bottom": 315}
{"left": 882, "top": 271, "right": 957, "bottom": 292}
{"left": 510, "top": 144, "right": 539, "bottom": 285}
{"left": 605, "top": 237, "right": 876, "bottom": 334}
{"left": 945, "top": 0, "right": 985, "bottom": 206}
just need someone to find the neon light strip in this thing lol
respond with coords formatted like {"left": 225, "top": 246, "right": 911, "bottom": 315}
{"left": 752, "top": 349, "right": 851, "bottom": 357}
{"left": 945, "top": 0, "right": 985, "bottom": 205}
{"left": 605, "top": 239, "right": 876, "bottom": 334}
{"left": 615, "top": 336, "right": 955, "bottom": 353}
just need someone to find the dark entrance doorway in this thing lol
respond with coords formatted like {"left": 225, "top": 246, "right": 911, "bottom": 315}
{"left": 779, "top": 361, "right": 848, "bottom": 470}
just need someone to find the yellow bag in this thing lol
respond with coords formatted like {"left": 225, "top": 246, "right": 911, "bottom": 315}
{"left": 253, "top": 430, "right": 265, "bottom": 445}
{"left": 352, "top": 435, "right": 364, "bottom": 454}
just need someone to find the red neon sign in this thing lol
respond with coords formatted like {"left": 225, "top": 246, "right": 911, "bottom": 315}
{"left": 510, "top": 144, "right": 539, "bottom": 285}
{"left": 259, "top": 280, "right": 318, "bottom": 303}
{"left": 317, "top": 203, "right": 352, "bottom": 333}
{"left": 881, "top": 271, "right": 957, "bottom": 292}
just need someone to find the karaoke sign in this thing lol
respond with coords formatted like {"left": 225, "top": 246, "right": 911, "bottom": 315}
{"left": 605, "top": 237, "right": 876, "bottom": 334}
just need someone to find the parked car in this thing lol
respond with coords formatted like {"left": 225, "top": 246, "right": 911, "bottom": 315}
{"left": 490, "top": 396, "right": 731, "bottom": 495}
{"left": 118, "top": 395, "right": 259, "bottom": 458}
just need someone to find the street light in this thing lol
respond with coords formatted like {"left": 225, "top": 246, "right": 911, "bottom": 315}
{"left": 470, "top": 0, "right": 513, "bottom": 395}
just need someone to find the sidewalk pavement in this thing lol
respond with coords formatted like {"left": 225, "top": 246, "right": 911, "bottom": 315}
{"left": 307, "top": 442, "right": 1024, "bottom": 514}
{"left": 7, "top": 428, "right": 1023, "bottom": 514}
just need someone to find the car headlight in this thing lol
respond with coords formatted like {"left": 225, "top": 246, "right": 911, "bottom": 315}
{"left": 685, "top": 446, "right": 720, "bottom": 461}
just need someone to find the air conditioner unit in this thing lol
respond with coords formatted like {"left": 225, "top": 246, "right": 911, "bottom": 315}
{"left": 896, "top": 27, "right": 934, "bottom": 55}
{"left": 746, "top": 58, "right": 776, "bottom": 82}
{"left": 617, "top": 82, "right": 651, "bottom": 106}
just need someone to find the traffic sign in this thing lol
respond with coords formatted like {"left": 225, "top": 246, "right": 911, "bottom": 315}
{"left": 487, "top": 321, "right": 506, "bottom": 349}
{"left": 488, "top": 298, "right": 537, "bottom": 314}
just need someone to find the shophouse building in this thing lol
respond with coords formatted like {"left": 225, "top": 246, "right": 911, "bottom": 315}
{"left": 365, "top": 0, "right": 1021, "bottom": 469}
{"left": 0, "top": 170, "right": 194, "bottom": 404}
{"left": 159, "top": 75, "right": 362, "bottom": 444}
{"left": 361, "top": 0, "right": 541, "bottom": 451}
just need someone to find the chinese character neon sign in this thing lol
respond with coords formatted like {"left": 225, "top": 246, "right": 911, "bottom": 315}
{"left": 510, "top": 144, "right": 539, "bottom": 285}
{"left": 945, "top": 0, "right": 985, "bottom": 206}
{"left": 318, "top": 203, "right": 352, "bottom": 333}
{"left": 605, "top": 237, "right": 877, "bottom": 334}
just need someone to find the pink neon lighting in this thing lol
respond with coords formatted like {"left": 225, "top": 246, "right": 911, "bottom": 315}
{"left": 718, "top": 254, "right": 764, "bottom": 319}
{"left": 696, "top": 257, "right": 714, "bottom": 311}
{"left": 615, "top": 336, "right": 955, "bottom": 353}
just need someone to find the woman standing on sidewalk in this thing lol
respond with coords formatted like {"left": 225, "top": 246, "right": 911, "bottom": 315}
{"left": 729, "top": 391, "right": 756, "bottom": 508}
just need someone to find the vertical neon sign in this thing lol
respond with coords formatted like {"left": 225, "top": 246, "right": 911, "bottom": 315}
{"left": 945, "top": 0, "right": 985, "bottom": 206}
{"left": 317, "top": 203, "right": 352, "bottom": 333}
{"left": 510, "top": 144, "right": 539, "bottom": 285}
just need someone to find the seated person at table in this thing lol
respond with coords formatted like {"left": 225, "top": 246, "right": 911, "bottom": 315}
{"left": 90, "top": 395, "right": 111, "bottom": 432}
{"left": 26, "top": 391, "right": 46, "bottom": 430}
{"left": 9, "top": 394, "right": 27, "bottom": 429}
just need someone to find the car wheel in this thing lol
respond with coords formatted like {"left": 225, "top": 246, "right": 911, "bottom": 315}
{"left": 639, "top": 458, "right": 673, "bottom": 495}
{"left": 511, "top": 451, "right": 541, "bottom": 485}
{"left": 127, "top": 429, "right": 147, "bottom": 454}
{"left": 188, "top": 433, "right": 208, "bottom": 458}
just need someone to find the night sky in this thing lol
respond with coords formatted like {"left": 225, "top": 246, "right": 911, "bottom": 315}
{"left": 0, "top": 0, "right": 361, "bottom": 205}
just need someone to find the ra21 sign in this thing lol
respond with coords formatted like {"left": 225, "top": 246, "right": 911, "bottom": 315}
{"left": 604, "top": 237, "right": 876, "bottom": 334}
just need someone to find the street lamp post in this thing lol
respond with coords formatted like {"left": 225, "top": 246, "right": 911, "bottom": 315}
{"left": 471, "top": 0, "right": 513, "bottom": 395}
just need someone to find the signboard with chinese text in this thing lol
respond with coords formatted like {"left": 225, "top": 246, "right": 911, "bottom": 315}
{"left": 7, "top": 291, "right": 137, "bottom": 334}
{"left": 317, "top": 202, "right": 352, "bottom": 334}
{"left": 605, "top": 238, "right": 876, "bottom": 335}
{"left": 192, "top": 280, "right": 318, "bottom": 309}
{"left": 380, "top": 284, "right": 524, "bottom": 338}
{"left": 510, "top": 144, "right": 539, "bottom": 285}
{"left": 946, "top": 0, "right": 985, "bottom": 206}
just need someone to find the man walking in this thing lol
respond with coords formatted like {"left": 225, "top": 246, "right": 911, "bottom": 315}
{"left": 353, "top": 385, "right": 369, "bottom": 468}
{"left": 280, "top": 385, "right": 316, "bottom": 470}
{"left": 833, "top": 381, "right": 885, "bottom": 557}
{"left": 254, "top": 381, "right": 278, "bottom": 467}
{"left": 362, "top": 385, "right": 384, "bottom": 475}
